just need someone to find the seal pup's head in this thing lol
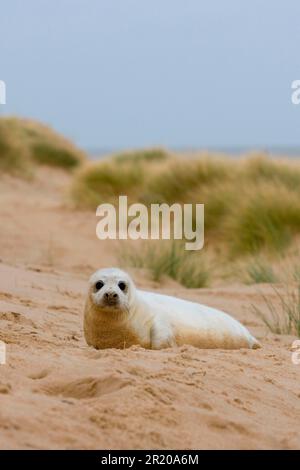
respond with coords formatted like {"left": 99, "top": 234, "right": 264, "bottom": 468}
{"left": 84, "top": 268, "right": 149, "bottom": 349}
{"left": 87, "top": 267, "right": 136, "bottom": 316}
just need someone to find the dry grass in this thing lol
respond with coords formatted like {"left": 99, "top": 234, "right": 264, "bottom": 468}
{"left": 245, "top": 258, "right": 277, "bottom": 284}
{"left": 71, "top": 152, "right": 300, "bottom": 258}
{"left": 2, "top": 116, "right": 300, "bottom": 287}
{"left": 0, "top": 119, "right": 32, "bottom": 176}
{"left": 71, "top": 159, "right": 146, "bottom": 207}
{"left": 225, "top": 183, "right": 300, "bottom": 255}
{"left": 142, "top": 157, "right": 233, "bottom": 204}
{"left": 114, "top": 148, "right": 169, "bottom": 163}
{"left": 0, "top": 117, "right": 85, "bottom": 176}
{"left": 252, "top": 284, "right": 300, "bottom": 337}
{"left": 120, "top": 241, "right": 210, "bottom": 288}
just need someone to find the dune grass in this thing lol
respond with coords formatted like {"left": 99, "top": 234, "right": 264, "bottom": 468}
{"left": 241, "top": 154, "right": 300, "bottom": 191}
{"left": 293, "top": 266, "right": 300, "bottom": 282}
{"left": 70, "top": 151, "right": 300, "bottom": 291}
{"left": 71, "top": 160, "right": 146, "bottom": 207}
{"left": 226, "top": 183, "right": 300, "bottom": 255}
{"left": 31, "top": 143, "right": 82, "bottom": 168}
{"left": 120, "top": 241, "right": 210, "bottom": 288}
{"left": 71, "top": 152, "right": 300, "bottom": 260}
{"left": 142, "top": 157, "right": 233, "bottom": 204}
{"left": 0, "top": 117, "right": 85, "bottom": 176}
{"left": 114, "top": 148, "right": 169, "bottom": 164}
{"left": 245, "top": 258, "right": 277, "bottom": 284}
{"left": 3, "top": 115, "right": 300, "bottom": 287}
{"left": 251, "top": 284, "right": 300, "bottom": 337}
{"left": 0, "top": 119, "right": 32, "bottom": 176}
{"left": 17, "top": 118, "right": 85, "bottom": 168}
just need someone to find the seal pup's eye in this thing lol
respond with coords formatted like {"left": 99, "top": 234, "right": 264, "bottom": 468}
{"left": 118, "top": 281, "right": 127, "bottom": 292}
{"left": 95, "top": 281, "right": 104, "bottom": 291}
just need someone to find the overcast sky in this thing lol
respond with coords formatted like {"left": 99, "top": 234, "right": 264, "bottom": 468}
{"left": 1, "top": 0, "right": 300, "bottom": 150}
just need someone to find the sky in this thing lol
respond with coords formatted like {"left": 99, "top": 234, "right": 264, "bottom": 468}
{"left": 1, "top": 0, "right": 300, "bottom": 150}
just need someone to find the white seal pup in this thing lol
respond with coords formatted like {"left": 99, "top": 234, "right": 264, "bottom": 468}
{"left": 84, "top": 268, "right": 260, "bottom": 350}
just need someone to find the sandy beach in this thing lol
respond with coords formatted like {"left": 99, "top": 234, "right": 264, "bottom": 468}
{"left": 0, "top": 167, "right": 299, "bottom": 450}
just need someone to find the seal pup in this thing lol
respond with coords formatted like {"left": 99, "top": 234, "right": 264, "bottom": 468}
{"left": 84, "top": 267, "right": 260, "bottom": 350}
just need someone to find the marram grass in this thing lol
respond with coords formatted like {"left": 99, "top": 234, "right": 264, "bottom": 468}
{"left": 119, "top": 241, "right": 210, "bottom": 289}
{"left": 0, "top": 117, "right": 85, "bottom": 176}
{"left": 71, "top": 152, "right": 300, "bottom": 257}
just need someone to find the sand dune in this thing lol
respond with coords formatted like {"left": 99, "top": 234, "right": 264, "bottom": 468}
{"left": 0, "top": 168, "right": 299, "bottom": 449}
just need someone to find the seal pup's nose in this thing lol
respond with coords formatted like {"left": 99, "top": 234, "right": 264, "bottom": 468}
{"left": 104, "top": 291, "right": 119, "bottom": 305}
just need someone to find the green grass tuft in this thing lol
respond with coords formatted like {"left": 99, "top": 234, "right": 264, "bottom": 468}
{"left": 143, "top": 157, "right": 232, "bottom": 204}
{"left": 120, "top": 242, "right": 210, "bottom": 288}
{"left": 245, "top": 259, "right": 277, "bottom": 284}
{"left": 0, "top": 117, "right": 85, "bottom": 176}
{"left": 114, "top": 148, "right": 169, "bottom": 164}
{"left": 71, "top": 160, "right": 145, "bottom": 208}
{"left": 242, "top": 154, "right": 300, "bottom": 191}
{"left": 226, "top": 183, "right": 300, "bottom": 255}
{"left": 71, "top": 152, "right": 300, "bottom": 261}
{"left": 0, "top": 119, "right": 32, "bottom": 176}
{"left": 251, "top": 283, "right": 300, "bottom": 337}
{"left": 32, "top": 143, "right": 81, "bottom": 168}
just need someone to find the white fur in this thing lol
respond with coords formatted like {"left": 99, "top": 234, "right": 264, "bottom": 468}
{"left": 137, "top": 290, "right": 259, "bottom": 349}
{"left": 85, "top": 268, "right": 260, "bottom": 350}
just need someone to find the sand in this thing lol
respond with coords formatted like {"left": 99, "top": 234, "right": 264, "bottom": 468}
{"left": 0, "top": 168, "right": 299, "bottom": 450}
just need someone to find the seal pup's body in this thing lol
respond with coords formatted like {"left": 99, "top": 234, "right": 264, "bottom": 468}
{"left": 84, "top": 268, "right": 260, "bottom": 350}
